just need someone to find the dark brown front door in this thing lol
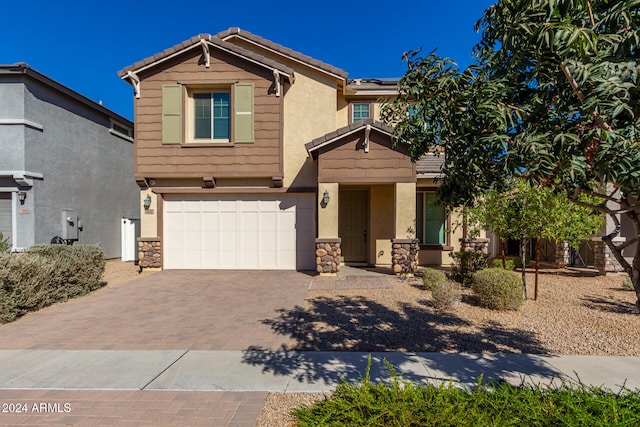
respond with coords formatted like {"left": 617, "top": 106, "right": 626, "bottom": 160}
{"left": 339, "top": 189, "right": 368, "bottom": 263}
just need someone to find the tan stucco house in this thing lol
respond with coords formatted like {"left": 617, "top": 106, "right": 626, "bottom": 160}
{"left": 119, "top": 28, "right": 465, "bottom": 273}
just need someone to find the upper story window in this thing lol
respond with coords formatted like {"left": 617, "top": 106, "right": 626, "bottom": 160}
{"left": 161, "top": 83, "right": 254, "bottom": 145}
{"left": 109, "top": 120, "right": 133, "bottom": 141}
{"left": 351, "top": 103, "right": 371, "bottom": 122}
{"left": 194, "top": 92, "right": 230, "bottom": 141}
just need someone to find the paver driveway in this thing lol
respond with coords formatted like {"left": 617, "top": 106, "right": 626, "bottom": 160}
{"left": 0, "top": 270, "right": 312, "bottom": 350}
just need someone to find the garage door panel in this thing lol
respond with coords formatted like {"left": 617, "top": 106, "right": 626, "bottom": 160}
{"left": 164, "top": 194, "right": 314, "bottom": 270}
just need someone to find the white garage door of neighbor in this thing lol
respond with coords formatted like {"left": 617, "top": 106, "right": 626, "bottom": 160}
{"left": 163, "top": 194, "right": 315, "bottom": 270}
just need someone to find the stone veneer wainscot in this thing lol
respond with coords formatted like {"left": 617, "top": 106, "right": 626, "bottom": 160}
{"left": 392, "top": 239, "right": 419, "bottom": 276}
{"left": 138, "top": 237, "right": 161, "bottom": 268}
{"left": 315, "top": 238, "right": 341, "bottom": 274}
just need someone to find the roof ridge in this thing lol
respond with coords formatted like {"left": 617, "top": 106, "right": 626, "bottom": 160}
{"left": 215, "top": 27, "right": 348, "bottom": 80}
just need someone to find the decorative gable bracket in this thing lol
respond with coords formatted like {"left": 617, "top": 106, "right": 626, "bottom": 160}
{"left": 364, "top": 124, "right": 371, "bottom": 153}
{"left": 126, "top": 71, "right": 141, "bottom": 99}
{"left": 200, "top": 39, "right": 210, "bottom": 68}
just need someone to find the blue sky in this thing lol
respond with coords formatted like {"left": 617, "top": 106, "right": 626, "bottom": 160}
{"left": 3, "top": 0, "right": 495, "bottom": 121}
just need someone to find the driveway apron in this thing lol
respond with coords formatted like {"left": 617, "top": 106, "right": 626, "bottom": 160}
{"left": 0, "top": 270, "right": 312, "bottom": 350}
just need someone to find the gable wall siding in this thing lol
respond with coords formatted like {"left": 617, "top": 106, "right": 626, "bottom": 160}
{"left": 134, "top": 48, "right": 282, "bottom": 178}
{"left": 224, "top": 38, "right": 338, "bottom": 189}
{"left": 317, "top": 131, "right": 415, "bottom": 183}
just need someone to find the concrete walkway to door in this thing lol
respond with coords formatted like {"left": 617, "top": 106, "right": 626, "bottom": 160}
{"left": 0, "top": 270, "right": 312, "bottom": 350}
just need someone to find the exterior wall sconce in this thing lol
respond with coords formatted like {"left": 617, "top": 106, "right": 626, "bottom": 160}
{"left": 322, "top": 190, "right": 330, "bottom": 205}
{"left": 143, "top": 194, "right": 152, "bottom": 210}
{"left": 18, "top": 191, "right": 27, "bottom": 205}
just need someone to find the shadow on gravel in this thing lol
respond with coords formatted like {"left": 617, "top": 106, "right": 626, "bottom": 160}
{"left": 581, "top": 295, "right": 638, "bottom": 315}
{"left": 242, "top": 295, "right": 556, "bottom": 386}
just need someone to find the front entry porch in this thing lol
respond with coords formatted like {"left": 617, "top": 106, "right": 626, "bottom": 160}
{"left": 305, "top": 120, "right": 419, "bottom": 276}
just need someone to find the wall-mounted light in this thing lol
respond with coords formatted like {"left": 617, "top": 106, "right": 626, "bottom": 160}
{"left": 143, "top": 194, "right": 152, "bottom": 210}
{"left": 18, "top": 191, "right": 27, "bottom": 205}
{"left": 322, "top": 190, "right": 330, "bottom": 205}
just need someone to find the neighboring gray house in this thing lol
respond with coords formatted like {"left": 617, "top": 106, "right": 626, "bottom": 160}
{"left": 0, "top": 63, "right": 138, "bottom": 258}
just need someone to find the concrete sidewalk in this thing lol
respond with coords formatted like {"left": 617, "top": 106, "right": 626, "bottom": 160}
{"left": 1, "top": 350, "right": 638, "bottom": 392}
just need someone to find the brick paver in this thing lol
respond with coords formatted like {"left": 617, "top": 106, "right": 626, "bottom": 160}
{"left": 0, "top": 390, "right": 267, "bottom": 426}
{"left": 0, "top": 270, "right": 311, "bottom": 351}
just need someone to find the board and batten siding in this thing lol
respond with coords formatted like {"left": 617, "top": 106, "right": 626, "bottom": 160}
{"left": 134, "top": 48, "right": 282, "bottom": 178}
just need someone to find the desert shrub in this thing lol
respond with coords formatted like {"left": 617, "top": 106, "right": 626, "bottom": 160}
{"left": 491, "top": 258, "right": 516, "bottom": 270}
{"left": 0, "top": 245, "right": 105, "bottom": 323}
{"left": 431, "top": 280, "right": 461, "bottom": 310}
{"left": 294, "top": 357, "right": 640, "bottom": 427}
{"left": 472, "top": 268, "right": 523, "bottom": 310}
{"left": 0, "top": 232, "right": 10, "bottom": 253}
{"left": 621, "top": 278, "right": 634, "bottom": 291}
{"left": 450, "top": 251, "right": 488, "bottom": 286}
{"left": 421, "top": 268, "right": 448, "bottom": 291}
{"left": 514, "top": 256, "right": 531, "bottom": 269}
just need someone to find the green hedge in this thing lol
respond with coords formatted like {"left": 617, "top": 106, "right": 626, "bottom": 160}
{"left": 472, "top": 268, "right": 523, "bottom": 310}
{"left": 422, "top": 268, "right": 448, "bottom": 291}
{"left": 0, "top": 245, "right": 105, "bottom": 323}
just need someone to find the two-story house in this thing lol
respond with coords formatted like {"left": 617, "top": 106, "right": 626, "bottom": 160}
{"left": 119, "top": 28, "right": 465, "bottom": 273}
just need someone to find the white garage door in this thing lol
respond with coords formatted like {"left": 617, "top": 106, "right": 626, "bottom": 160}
{"left": 163, "top": 194, "right": 315, "bottom": 270}
{"left": 0, "top": 193, "right": 12, "bottom": 244}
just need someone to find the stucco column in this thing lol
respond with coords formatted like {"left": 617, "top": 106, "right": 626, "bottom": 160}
{"left": 394, "top": 182, "right": 416, "bottom": 239}
{"left": 318, "top": 183, "right": 339, "bottom": 238}
{"left": 316, "top": 182, "right": 340, "bottom": 275}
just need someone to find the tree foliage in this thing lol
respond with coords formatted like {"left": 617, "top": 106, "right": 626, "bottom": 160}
{"left": 381, "top": 0, "right": 640, "bottom": 308}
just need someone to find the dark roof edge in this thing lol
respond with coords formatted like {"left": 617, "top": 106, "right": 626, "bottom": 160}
{"left": 217, "top": 27, "right": 349, "bottom": 81}
{"left": 305, "top": 118, "right": 395, "bottom": 153}
{"left": 0, "top": 63, "right": 132, "bottom": 125}
{"left": 118, "top": 34, "right": 294, "bottom": 80}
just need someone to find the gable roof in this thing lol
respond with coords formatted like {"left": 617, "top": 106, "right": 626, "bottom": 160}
{"left": 305, "top": 119, "right": 396, "bottom": 157}
{"left": 216, "top": 27, "right": 348, "bottom": 81}
{"left": 1, "top": 63, "right": 132, "bottom": 126}
{"left": 118, "top": 34, "right": 294, "bottom": 80}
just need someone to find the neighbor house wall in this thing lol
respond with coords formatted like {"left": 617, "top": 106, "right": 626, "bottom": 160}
{"left": 19, "top": 77, "right": 138, "bottom": 258}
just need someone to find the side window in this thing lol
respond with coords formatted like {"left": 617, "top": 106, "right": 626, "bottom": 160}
{"left": 416, "top": 192, "right": 447, "bottom": 245}
{"left": 351, "top": 103, "right": 370, "bottom": 122}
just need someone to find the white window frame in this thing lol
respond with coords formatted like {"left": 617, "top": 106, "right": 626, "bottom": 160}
{"left": 186, "top": 87, "right": 232, "bottom": 144}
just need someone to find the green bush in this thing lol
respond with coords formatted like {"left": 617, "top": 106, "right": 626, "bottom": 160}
{"left": 421, "top": 268, "right": 448, "bottom": 291}
{"left": 0, "top": 245, "right": 105, "bottom": 323}
{"left": 491, "top": 258, "right": 515, "bottom": 270}
{"left": 620, "top": 278, "right": 634, "bottom": 291}
{"left": 0, "top": 232, "right": 10, "bottom": 254}
{"left": 472, "top": 268, "right": 523, "bottom": 310}
{"left": 294, "top": 358, "right": 640, "bottom": 427}
{"left": 450, "top": 251, "right": 488, "bottom": 286}
{"left": 431, "top": 280, "right": 462, "bottom": 310}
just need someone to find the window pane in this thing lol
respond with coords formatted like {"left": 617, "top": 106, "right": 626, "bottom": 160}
{"left": 352, "top": 103, "right": 370, "bottom": 121}
{"left": 424, "top": 193, "right": 446, "bottom": 245}
{"left": 213, "top": 92, "right": 230, "bottom": 140}
{"left": 416, "top": 193, "right": 424, "bottom": 244}
{"left": 194, "top": 94, "right": 211, "bottom": 139}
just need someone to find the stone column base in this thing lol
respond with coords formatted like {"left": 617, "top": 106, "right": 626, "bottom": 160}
{"left": 554, "top": 242, "right": 570, "bottom": 268}
{"left": 593, "top": 240, "right": 624, "bottom": 275}
{"left": 392, "top": 239, "right": 419, "bottom": 277}
{"left": 138, "top": 237, "right": 162, "bottom": 269}
{"left": 459, "top": 238, "right": 490, "bottom": 254}
{"left": 315, "top": 238, "right": 341, "bottom": 275}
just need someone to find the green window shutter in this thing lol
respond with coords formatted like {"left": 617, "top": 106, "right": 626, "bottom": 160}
{"left": 162, "top": 85, "right": 182, "bottom": 144}
{"left": 234, "top": 83, "right": 254, "bottom": 143}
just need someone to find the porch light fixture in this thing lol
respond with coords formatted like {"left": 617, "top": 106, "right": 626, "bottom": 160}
{"left": 322, "top": 190, "right": 330, "bottom": 205}
{"left": 143, "top": 194, "right": 152, "bottom": 210}
{"left": 18, "top": 191, "right": 27, "bottom": 205}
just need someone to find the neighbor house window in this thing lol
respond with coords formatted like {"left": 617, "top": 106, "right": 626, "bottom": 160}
{"left": 109, "top": 120, "right": 133, "bottom": 140}
{"left": 416, "top": 192, "right": 447, "bottom": 245}
{"left": 194, "top": 92, "right": 230, "bottom": 141}
{"left": 352, "top": 103, "right": 370, "bottom": 122}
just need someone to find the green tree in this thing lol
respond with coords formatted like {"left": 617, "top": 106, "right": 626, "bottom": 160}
{"left": 469, "top": 180, "right": 603, "bottom": 300}
{"left": 382, "top": 0, "right": 640, "bottom": 309}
